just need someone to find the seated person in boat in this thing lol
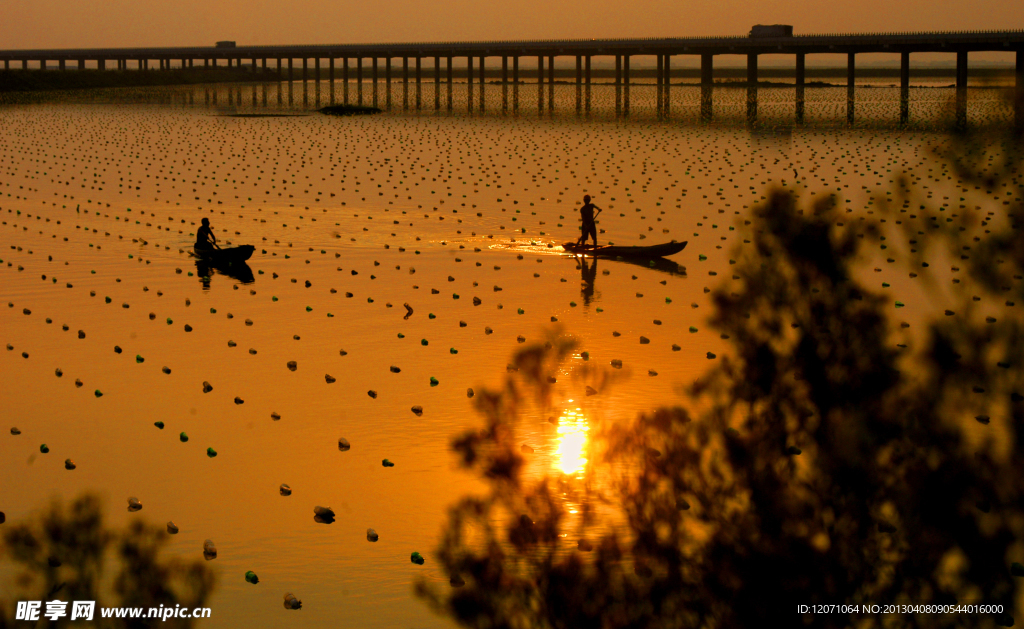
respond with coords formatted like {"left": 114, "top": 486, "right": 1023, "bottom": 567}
{"left": 195, "top": 217, "right": 217, "bottom": 251}
{"left": 575, "top": 194, "right": 602, "bottom": 248}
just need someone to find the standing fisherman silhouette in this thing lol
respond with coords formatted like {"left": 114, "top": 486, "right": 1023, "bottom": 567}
{"left": 195, "top": 217, "right": 218, "bottom": 252}
{"left": 574, "top": 194, "right": 602, "bottom": 249}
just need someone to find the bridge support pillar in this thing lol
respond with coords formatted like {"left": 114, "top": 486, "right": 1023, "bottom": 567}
{"left": 288, "top": 58, "right": 293, "bottom": 83}
{"left": 372, "top": 57, "right": 379, "bottom": 108}
{"left": 302, "top": 58, "right": 308, "bottom": 83}
{"left": 329, "top": 57, "right": 335, "bottom": 104}
{"left": 435, "top": 56, "right": 441, "bottom": 110}
{"left": 79, "top": 59, "right": 86, "bottom": 71}
{"left": 585, "top": 55, "right": 591, "bottom": 114}
{"left": 342, "top": 58, "right": 349, "bottom": 104}
{"left": 403, "top": 57, "right": 409, "bottom": 110}
{"left": 385, "top": 58, "right": 392, "bottom": 109}
{"left": 795, "top": 53, "right": 805, "bottom": 123}
{"left": 623, "top": 55, "right": 631, "bottom": 116}
{"left": 513, "top": 56, "right": 519, "bottom": 112}
{"left": 357, "top": 57, "right": 363, "bottom": 105}
{"left": 446, "top": 56, "right": 453, "bottom": 111}
{"left": 503, "top": 56, "right": 509, "bottom": 113}
{"left": 847, "top": 53, "right": 856, "bottom": 125}
{"left": 479, "top": 56, "right": 486, "bottom": 111}
{"left": 538, "top": 56, "right": 544, "bottom": 113}
{"left": 700, "top": 54, "right": 713, "bottom": 121}
{"left": 21, "top": 59, "right": 28, "bottom": 70}
{"left": 576, "top": 55, "right": 582, "bottom": 115}
{"left": 956, "top": 50, "right": 968, "bottom": 129}
{"left": 58, "top": 59, "right": 65, "bottom": 71}
{"left": 664, "top": 54, "right": 671, "bottom": 117}
{"left": 615, "top": 55, "right": 622, "bottom": 116}
{"left": 656, "top": 54, "right": 663, "bottom": 116}
{"left": 417, "top": 57, "right": 423, "bottom": 110}
{"left": 746, "top": 53, "right": 757, "bottom": 123}
{"left": 467, "top": 56, "right": 474, "bottom": 112}
{"left": 98, "top": 59, "right": 105, "bottom": 71}
{"left": 548, "top": 55, "right": 555, "bottom": 111}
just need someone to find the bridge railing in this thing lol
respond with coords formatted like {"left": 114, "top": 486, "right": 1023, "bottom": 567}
{"left": 1, "top": 29, "right": 1023, "bottom": 58}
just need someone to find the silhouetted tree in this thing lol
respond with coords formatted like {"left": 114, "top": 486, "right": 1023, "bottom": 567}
{"left": 0, "top": 494, "right": 214, "bottom": 628}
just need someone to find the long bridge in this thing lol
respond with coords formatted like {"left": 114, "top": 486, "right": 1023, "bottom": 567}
{"left": 2, "top": 29, "right": 1023, "bottom": 125}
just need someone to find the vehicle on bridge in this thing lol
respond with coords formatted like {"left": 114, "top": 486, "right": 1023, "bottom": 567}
{"left": 749, "top": 25, "right": 794, "bottom": 38}
{"left": 215, "top": 41, "right": 236, "bottom": 48}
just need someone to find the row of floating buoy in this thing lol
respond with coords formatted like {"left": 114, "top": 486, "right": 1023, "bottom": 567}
{"left": 4, "top": 102, "right": 1023, "bottom": 615}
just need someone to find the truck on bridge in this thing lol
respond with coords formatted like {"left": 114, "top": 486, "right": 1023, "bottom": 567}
{"left": 215, "top": 41, "right": 236, "bottom": 48}
{"left": 749, "top": 25, "right": 794, "bottom": 38}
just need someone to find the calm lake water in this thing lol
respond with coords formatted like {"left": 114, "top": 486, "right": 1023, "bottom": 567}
{"left": 0, "top": 81, "right": 1018, "bottom": 626}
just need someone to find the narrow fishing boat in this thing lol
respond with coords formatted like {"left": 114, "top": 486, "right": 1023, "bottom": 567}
{"left": 191, "top": 245, "right": 255, "bottom": 264}
{"left": 562, "top": 240, "right": 687, "bottom": 259}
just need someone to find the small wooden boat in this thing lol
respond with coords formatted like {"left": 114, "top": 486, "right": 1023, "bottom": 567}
{"left": 191, "top": 245, "right": 255, "bottom": 263}
{"left": 562, "top": 240, "right": 687, "bottom": 259}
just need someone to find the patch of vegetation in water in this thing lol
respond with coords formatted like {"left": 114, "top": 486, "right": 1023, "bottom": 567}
{"left": 318, "top": 104, "right": 383, "bottom": 116}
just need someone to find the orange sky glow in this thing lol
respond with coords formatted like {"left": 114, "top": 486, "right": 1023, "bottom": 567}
{"left": 1, "top": 0, "right": 1021, "bottom": 50}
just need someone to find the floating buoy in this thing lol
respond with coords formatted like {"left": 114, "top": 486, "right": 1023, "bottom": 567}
{"left": 203, "top": 539, "right": 217, "bottom": 559}
{"left": 245, "top": 571, "right": 259, "bottom": 584}
{"left": 367, "top": 528, "right": 379, "bottom": 542}
{"left": 167, "top": 522, "right": 179, "bottom": 534}
{"left": 283, "top": 593, "right": 302, "bottom": 610}
{"left": 280, "top": 483, "right": 292, "bottom": 496}
{"left": 411, "top": 552, "right": 425, "bottom": 565}
{"left": 127, "top": 497, "right": 142, "bottom": 512}
{"left": 338, "top": 438, "right": 351, "bottom": 451}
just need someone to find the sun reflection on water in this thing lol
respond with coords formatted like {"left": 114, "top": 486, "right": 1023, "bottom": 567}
{"left": 555, "top": 404, "right": 590, "bottom": 477}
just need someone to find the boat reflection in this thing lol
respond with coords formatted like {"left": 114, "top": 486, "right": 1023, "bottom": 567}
{"left": 555, "top": 406, "right": 590, "bottom": 478}
{"left": 195, "top": 259, "right": 255, "bottom": 288}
